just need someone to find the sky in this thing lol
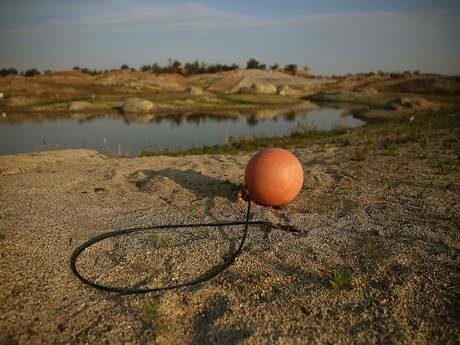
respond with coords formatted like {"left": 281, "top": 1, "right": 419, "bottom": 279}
{"left": 0, "top": 0, "right": 459, "bottom": 75}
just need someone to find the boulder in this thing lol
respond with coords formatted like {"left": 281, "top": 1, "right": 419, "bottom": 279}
{"left": 277, "top": 85, "right": 297, "bottom": 96}
{"left": 384, "top": 96, "right": 435, "bottom": 110}
{"left": 121, "top": 98, "right": 154, "bottom": 113}
{"left": 238, "top": 86, "right": 255, "bottom": 94}
{"left": 186, "top": 86, "right": 203, "bottom": 95}
{"left": 68, "top": 101, "right": 93, "bottom": 111}
{"left": 251, "top": 82, "right": 277, "bottom": 94}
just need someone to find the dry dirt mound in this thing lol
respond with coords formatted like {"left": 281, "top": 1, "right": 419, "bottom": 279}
{"left": 309, "top": 88, "right": 381, "bottom": 103}
{"left": 95, "top": 72, "right": 184, "bottom": 92}
{"left": 353, "top": 87, "right": 379, "bottom": 95}
{"left": 68, "top": 101, "right": 93, "bottom": 111}
{"left": 381, "top": 77, "right": 460, "bottom": 94}
{"left": 49, "top": 70, "right": 91, "bottom": 78}
{"left": 206, "top": 70, "right": 333, "bottom": 94}
{"left": 339, "top": 75, "right": 460, "bottom": 95}
{"left": 207, "top": 75, "right": 241, "bottom": 93}
{"left": 238, "top": 69, "right": 314, "bottom": 86}
{"left": 4, "top": 96, "right": 38, "bottom": 107}
{"left": 121, "top": 98, "right": 154, "bottom": 114}
{"left": 384, "top": 96, "right": 437, "bottom": 110}
{"left": 335, "top": 74, "right": 389, "bottom": 91}
{"left": 358, "top": 95, "right": 444, "bottom": 120}
{"left": 94, "top": 72, "right": 185, "bottom": 92}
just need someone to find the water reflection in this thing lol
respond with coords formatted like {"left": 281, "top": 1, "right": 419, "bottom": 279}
{"left": 0, "top": 106, "right": 365, "bottom": 155}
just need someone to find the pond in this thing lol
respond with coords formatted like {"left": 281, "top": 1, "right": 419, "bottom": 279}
{"left": 0, "top": 107, "right": 365, "bottom": 155}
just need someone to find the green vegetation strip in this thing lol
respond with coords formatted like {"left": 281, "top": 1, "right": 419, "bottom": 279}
{"left": 138, "top": 127, "right": 349, "bottom": 157}
{"left": 137, "top": 110, "right": 459, "bottom": 157}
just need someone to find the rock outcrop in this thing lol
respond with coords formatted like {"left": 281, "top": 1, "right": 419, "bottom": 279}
{"left": 384, "top": 96, "right": 436, "bottom": 110}
{"left": 186, "top": 86, "right": 203, "bottom": 95}
{"left": 68, "top": 101, "right": 93, "bottom": 111}
{"left": 250, "top": 82, "right": 278, "bottom": 94}
{"left": 277, "top": 85, "right": 296, "bottom": 96}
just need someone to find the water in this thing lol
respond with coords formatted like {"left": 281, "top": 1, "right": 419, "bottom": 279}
{"left": 0, "top": 107, "right": 365, "bottom": 155}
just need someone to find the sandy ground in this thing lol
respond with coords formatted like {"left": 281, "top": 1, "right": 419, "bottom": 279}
{"left": 0, "top": 131, "right": 458, "bottom": 344}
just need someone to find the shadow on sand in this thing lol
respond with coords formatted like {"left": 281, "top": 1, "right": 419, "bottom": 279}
{"left": 129, "top": 168, "right": 241, "bottom": 201}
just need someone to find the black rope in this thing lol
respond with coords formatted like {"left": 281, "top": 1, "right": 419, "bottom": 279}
{"left": 70, "top": 199, "right": 272, "bottom": 295}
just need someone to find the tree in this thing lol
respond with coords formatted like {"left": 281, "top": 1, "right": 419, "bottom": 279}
{"left": 303, "top": 66, "right": 310, "bottom": 73}
{"left": 140, "top": 65, "right": 151, "bottom": 72}
{"left": 72, "top": 66, "right": 80, "bottom": 72}
{"left": 165, "top": 59, "right": 182, "bottom": 73}
{"left": 222, "top": 63, "right": 239, "bottom": 71}
{"left": 184, "top": 60, "right": 206, "bottom": 75}
{"left": 120, "top": 64, "right": 130, "bottom": 70}
{"left": 246, "top": 58, "right": 260, "bottom": 69}
{"left": 199, "top": 62, "right": 207, "bottom": 73}
{"left": 0, "top": 68, "right": 18, "bottom": 77}
{"left": 170, "top": 60, "right": 182, "bottom": 73}
{"left": 151, "top": 63, "right": 161, "bottom": 73}
{"left": 24, "top": 68, "right": 41, "bottom": 77}
{"left": 284, "top": 64, "right": 298, "bottom": 74}
{"left": 245, "top": 58, "right": 267, "bottom": 70}
{"left": 270, "top": 63, "right": 279, "bottom": 70}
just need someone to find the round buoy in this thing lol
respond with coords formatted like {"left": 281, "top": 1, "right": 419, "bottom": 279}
{"left": 244, "top": 148, "right": 303, "bottom": 206}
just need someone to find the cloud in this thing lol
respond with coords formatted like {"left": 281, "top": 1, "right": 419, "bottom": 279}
{"left": 3, "top": 1, "right": 458, "bottom": 37}
{"left": 31, "top": 3, "right": 458, "bottom": 37}
{"left": 40, "top": 3, "right": 269, "bottom": 32}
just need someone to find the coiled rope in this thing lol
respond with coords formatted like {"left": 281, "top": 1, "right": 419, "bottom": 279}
{"left": 70, "top": 199, "right": 288, "bottom": 294}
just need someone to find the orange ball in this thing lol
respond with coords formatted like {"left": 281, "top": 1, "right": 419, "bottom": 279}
{"left": 244, "top": 148, "right": 303, "bottom": 206}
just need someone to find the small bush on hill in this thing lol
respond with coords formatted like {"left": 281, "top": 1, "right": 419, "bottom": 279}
{"left": 24, "top": 69, "right": 41, "bottom": 77}
{"left": 284, "top": 64, "right": 298, "bottom": 74}
{"left": 0, "top": 68, "right": 19, "bottom": 77}
{"left": 246, "top": 58, "right": 266, "bottom": 70}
